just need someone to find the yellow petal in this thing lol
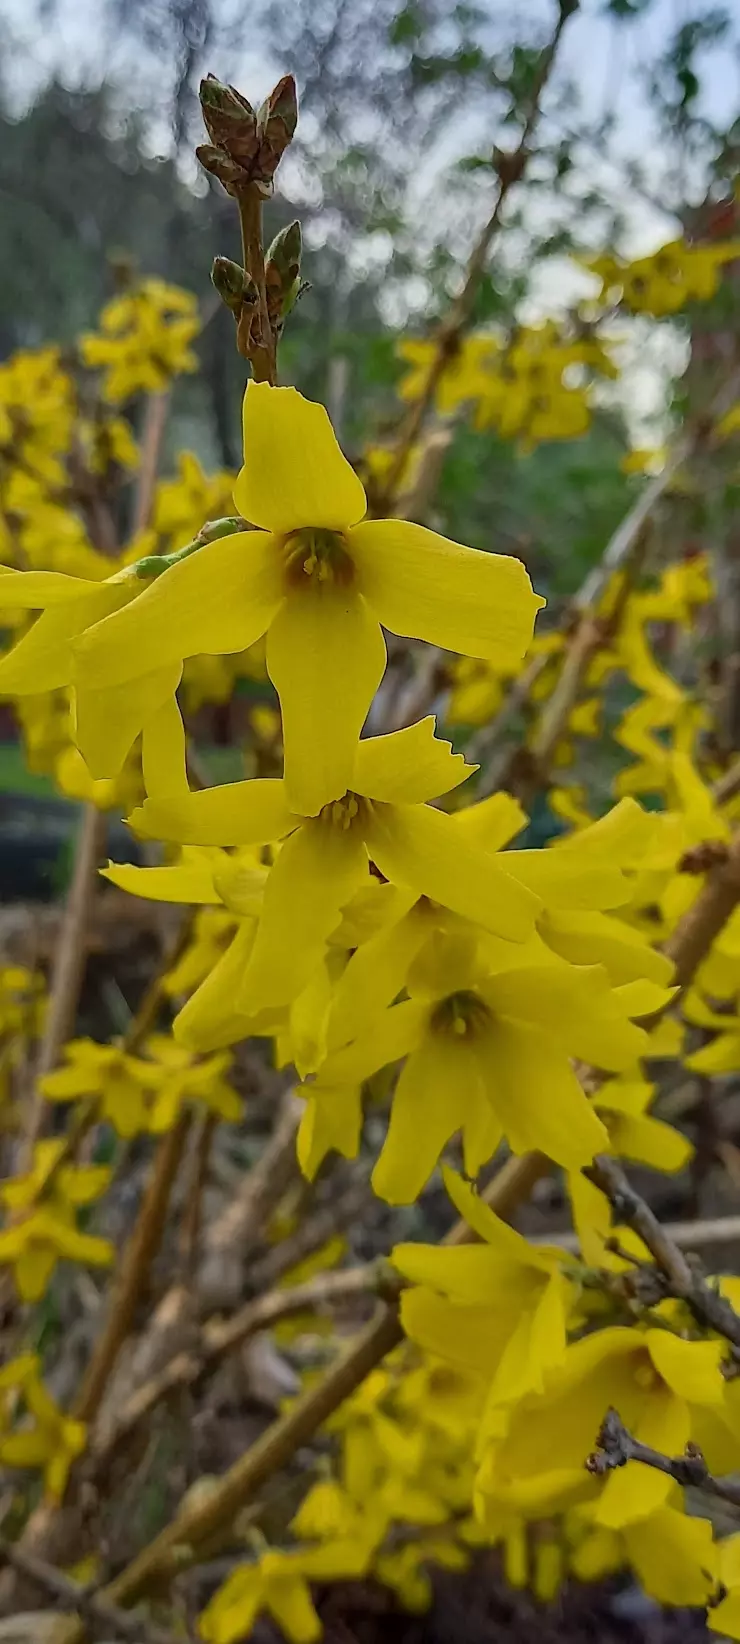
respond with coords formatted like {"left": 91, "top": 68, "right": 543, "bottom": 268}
{"left": 174, "top": 923, "right": 257, "bottom": 1052}
{"left": 327, "top": 904, "right": 429, "bottom": 1049}
{"left": 14, "top": 1243, "right": 57, "bottom": 1301}
{"left": 364, "top": 801, "right": 539, "bottom": 942}
{"left": 353, "top": 718, "right": 475, "bottom": 805}
{"left": 627, "top": 1506, "right": 715, "bottom": 1608}
{"left": 0, "top": 567, "right": 99, "bottom": 604}
{"left": 483, "top": 963, "right": 646, "bottom": 1073}
{"left": 0, "top": 586, "right": 129, "bottom": 693}
{"left": 400, "top": 1286, "right": 504, "bottom": 1375}
{"left": 372, "top": 1035, "right": 474, "bottom": 1203}
{"left": 75, "top": 661, "right": 182, "bottom": 778}
{"left": 75, "top": 531, "right": 282, "bottom": 687}
{"left": 315, "top": 998, "right": 428, "bottom": 1085}
{"left": 450, "top": 792, "right": 527, "bottom": 852}
{"left": 142, "top": 690, "right": 189, "bottom": 798}
{"left": 265, "top": 1570, "right": 323, "bottom": 1643}
{"left": 235, "top": 381, "right": 367, "bottom": 534}
{"left": 297, "top": 1085, "right": 363, "bottom": 1179}
{"left": 442, "top": 1166, "right": 555, "bottom": 1268}
{"left": 351, "top": 519, "right": 543, "bottom": 665}
{"left": 504, "top": 850, "right": 629, "bottom": 912}
{"left": 267, "top": 585, "right": 385, "bottom": 816}
{"left": 645, "top": 1331, "right": 725, "bottom": 1405}
{"left": 475, "top": 1019, "right": 607, "bottom": 1168}
{"left": 102, "top": 856, "right": 219, "bottom": 904}
{"left": 129, "top": 779, "right": 296, "bottom": 845}
{"left": 238, "top": 817, "right": 367, "bottom": 1013}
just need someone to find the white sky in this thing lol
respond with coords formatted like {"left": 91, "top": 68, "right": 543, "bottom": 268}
{"left": 1, "top": 0, "right": 737, "bottom": 435}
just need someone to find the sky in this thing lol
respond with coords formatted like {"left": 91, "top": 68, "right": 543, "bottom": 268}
{"left": 1, "top": 0, "right": 737, "bottom": 434}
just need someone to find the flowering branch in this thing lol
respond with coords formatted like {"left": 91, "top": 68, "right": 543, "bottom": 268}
{"left": 585, "top": 1153, "right": 740, "bottom": 1354}
{"left": 586, "top": 1406, "right": 740, "bottom": 1512}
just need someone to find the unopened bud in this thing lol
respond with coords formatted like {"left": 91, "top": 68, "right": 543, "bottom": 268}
{"left": 255, "top": 74, "right": 298, "bottom": 187}
{"left": 558, "top": 0, "right": 580, "bottom": 17}
{"left": 199, "top": 74, "right": 255, "bottom": 147}
{"left": 264, "top": 221, "right": 303, "bottom": 326}
{"left": 212, "top": 256, "right": 248, "bottom": 313}
{"left": 196, "top": 144, "right": 249, "bottom": 194}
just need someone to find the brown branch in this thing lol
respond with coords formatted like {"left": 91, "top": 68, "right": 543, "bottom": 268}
{"left": 585, "top": 1154, "right": 740, "bottom": 1353}
{"left": 74, "top": 1110, "right": 193, "bottom": 1426}
{"left": 661, "top": 827, "right": 740, "bottom": 992}
{"left": 197, "top": 1089, "right": 301, "bottom": 1305}
{"left": 17, "top": 805, "right": 106, "bottom": 1170}
{"left": 131, "top": 391, "right": 170, "bottom": 536}
{"left": 237, "top": 186, "right": 276, "bottom": 384}
{"left": 536, "top": 1212, "right": 740, "bottom": 1255}
{"left": 374, "top": 1, "right": 574, "bottom": 513}
{"left": 587, "top": 1406, "right": 740, "bottom": 1511}
{"left": 90, "top": 1263, "right": 391, "bottom": 1467}
{"left": 0, "top": 1533, "right": 186, "bottom": 1644}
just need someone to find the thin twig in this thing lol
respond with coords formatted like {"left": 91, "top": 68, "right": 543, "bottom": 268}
{"left": 0, "top": 1533, "right": 184, "bottom": 1644}
{"left": 131, "top": 391, "right": 170, "bottom": 535}
{"left": 585, "top": 1154, "right": 740, "bottom": 1353}
{"left": 90, "top": 1263, "right": 392, "bottom": 1466}
{"left": 74, "top": 1110, "right": 193, "bottom": 1426}
{"left": 17, "top": 805, "right": 106, "bottom": 1170}
{"left": 374, "top": 1, "right": 574, "bottom": 513}
{"left": 237, "top": 187, "right": 276, "bottom": 383}
{"left": 587, "top": 1406, "right": 740, "bottom": 1511}
{"left": 535, "top": 1212, "right": 740, "bottom": 1255}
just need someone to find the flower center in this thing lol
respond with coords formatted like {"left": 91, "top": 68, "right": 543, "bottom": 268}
{"left": 430, "top": 989, "right": 491, "bottom": 1040}
{"left": 283, "top": 527, "right": 355, "bottom": 589}
{"left": 319, "top": 791, "right": 365, "bottom": 831}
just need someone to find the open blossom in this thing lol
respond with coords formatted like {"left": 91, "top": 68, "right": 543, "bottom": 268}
{"left": 298, "top": 921, "right": 658, "bottom": 1202}
{"left": 128, "top": 719, "right": 541, "bottom": 1020}
{"left": 74, "top": 381, "right": 543, "bottom": 812}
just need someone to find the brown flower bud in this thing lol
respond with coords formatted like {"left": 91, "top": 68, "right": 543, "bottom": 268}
{"left": 199, "top": 75, "right": 257, "bottom": 163}
{"left": 255, "top": 75, "right": 298, "bottom": 187}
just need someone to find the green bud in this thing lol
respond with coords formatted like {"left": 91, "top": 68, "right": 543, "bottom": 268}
{"left": 211, "top": 256, "right": 249, "bottom": 314}
{"left": 199, "top": 74, "right": 255, "bottom": 145}
{"left": 266, "top": 220, "right": 302, "bottom": 281}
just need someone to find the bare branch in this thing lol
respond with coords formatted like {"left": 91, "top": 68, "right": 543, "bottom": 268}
{"left": 587, "top": 1406, "right": 740, "bottom": 1511}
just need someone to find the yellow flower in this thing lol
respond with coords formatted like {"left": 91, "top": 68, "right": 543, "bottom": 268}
{"left": 0, "top": 1202, "right": 112, "bottom": 1301}
{"left": 199, "top": 1542, "right": 368, "bottom": 1644}
{"left": 81, "top": 279, "right": 199, "bottom": 401}
{"left": 139, "top": 1034, "right": 242, "bottom": 1131}
{"left": 569, "top": 1499, "right": 717, "bottom": 1608}
{"left": 394, "top": 1169, "right": 573, "bottom": 1426}
{"left": 709, "top": 1531, "right": 740, "bottom": 1637}
{"left": 74, "top": 382, "right": 543, "bottom": 811}
{"left": 0, "top": 1369, "right": 86, "bottom": 1499}
{"left": 302, "top": 923, "right": 654, "bottom": 1201}
{"left": 129, "top": 719, "right": 541, "bottom": 1022}
{"left": 0, "top": 562, "right": 188, "bottom": 790}
{"left": 477, "top": 1325, "right": 726, "bottom": 1529}
{"left": 40, "top": 1038, "right": 157, "bottom": 1138}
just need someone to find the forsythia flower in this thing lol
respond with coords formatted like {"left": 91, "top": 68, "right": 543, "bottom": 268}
{"left": 0, "top": 1139, "right": 112, "bottom": 1299}
{"left": 477, "top": 1325, "right": 727, "bottom": 1529}
{"left": 199, "top": 1541, "right": 367, "bottom": 1644}
{"left": 128, "top": 720, "right": 541, "bottom": 1021}
{"left": 81, "top": 278, "right": 199, "bottom": 401}
{"left": 394, "top": 1170, "right": 574, "bottom": 1430}
{"left": 300, "top": 922, "right": 656, "bottom": 1201}
{"left": 74, "top": 382, "right": 543, "bottom": 811}
{"left": 0, "top": 1354, "right": 86, "bottom": 1499}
